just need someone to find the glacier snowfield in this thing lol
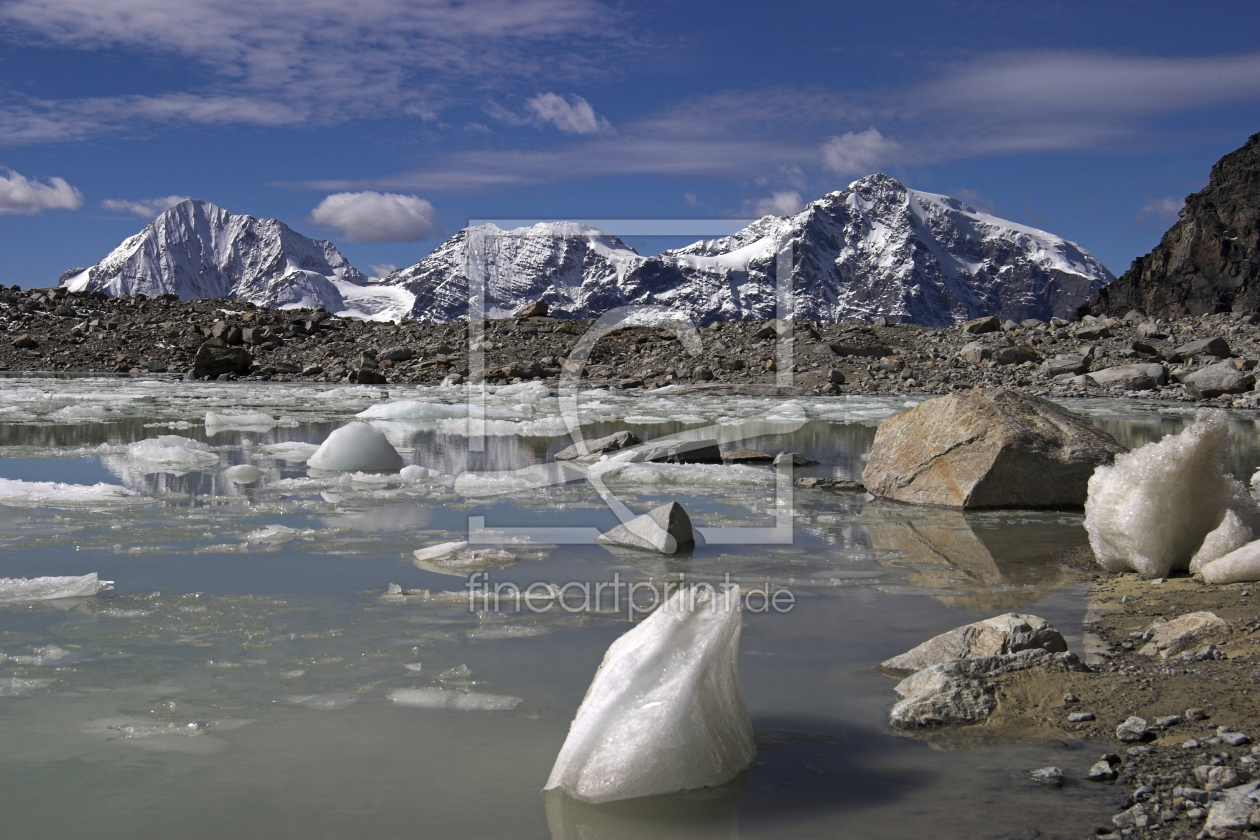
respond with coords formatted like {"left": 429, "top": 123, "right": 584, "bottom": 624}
{"left": 1, "top": 376, "right": 1255, "bottom": 839}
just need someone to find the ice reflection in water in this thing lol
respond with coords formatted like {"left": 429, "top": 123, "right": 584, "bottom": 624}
{"left": 2, "top": 378, "right": 1255, "bottom": 838}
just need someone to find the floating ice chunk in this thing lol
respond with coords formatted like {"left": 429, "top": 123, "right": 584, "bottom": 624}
{"left": 413, "top": 543, "right": 517, "bottom": 576}
{"left": 0, "top": 677, "right": 54, "bottom": 696}
{"left": 0, "top": 479, "right": 141, "bottom": 508}
{"left": 51, "top": 404, "right": 109, "bottom": 422}
{"left": 307, "top": 422, "right": 405, "bottom": 472}
{"left": 357, "top": 401, "right": 470, "bottom": 421}
{"left": 245, "top": 524, "right": 298, "bottom": 543}
{"left": 545, "top": 585, "right": 754, "bottom": 804}
{"left": 205, "top": 411, "right": 277, "bottom": 430}
{"left": 1191, "top": 510, "right": 1255, "bottom": 573}
{"left": 0, "top": 573, "right": 113, "bottom": 603}
{"left": 282, "top": 692, "right": 361, "bottom": 710}
{"left": 1085, "top": 410, "right": 1260, "bottom": 578}
{"left": 493, "top": 381, "right": 551, "bottom": 401}
{"left": 259, "top": 441, "right": 321, "bottom": 463}
{"left": 413, "top": 540, "right": 468, "bottom": 563}
{"left": 1201, "top": 540, "right": 1260, "bottom": 584}
{"left": 386, "top": 687, "right": 523, "bottom": 711}
{"left": 127, "top": 435, "right": 220, "bottom": 471}
{"left": 223, "top": 464, "right": 264, "bottom": 484}
{"left": 399, "top": 464, "right": 443, "bottom": 483}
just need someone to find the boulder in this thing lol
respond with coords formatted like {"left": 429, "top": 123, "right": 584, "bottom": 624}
{"left": 517, "top": 300, "right": 548, "bottom": 317}
{"left": 189, "top": 342, "right": 252, "bottom": 379}
{"left": 1184, "top": 361, "right": 1255, "bottom": 398}
{"left": 992, "top": 345, "right": 1040, "bottom": 365}
{"left": 641, "top": 439, "right": 723, "bottom": 464}
{"left": 1204, "top": 782, "right": 1260, "bottom": 837}
{"left": 378, "top": 346, "right": 416, "bottom": 362}
{"left": 828, "top": 339, "right": 893, "bottom": 358}
{"left": 721, "top": 448, "right": 773, "bottom": 464}
{"left": 880, "top": 613, "right": 1067, "bottom": 676}
{"left": 861, "top": 388, "right": 1125, "bottom": 509}
{"left": 1137, "top": 612, "right": 1231, "bottom": 658}
{"left": 1174, "top": 336, "right": 1232, "bottom": 360}
{"left": 596, "top": 502, "right": 695, "bottom": 554}
{"left": 961, "top": 316, "right": 1000, "bottom": 335}
{"left": 1040, "top": 354, "right": 1090, "bottom": 377}
{"left": 772, "top": 451, "right": 819, "bottom": 468}
{"left": 1116, "top": 716, "right": 1150, "bottom": 742}
{"left": 1136, "top": 321, "right": 1168, "bottom": 339}
{"left": 1087, "top": 363, "right": 1168, "bottom": 390}
{"left": 554, "top": 430, "right": 641, "bottom": 461}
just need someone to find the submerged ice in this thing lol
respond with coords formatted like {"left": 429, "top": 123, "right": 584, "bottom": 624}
{"left": 545, "top": 585, "right": 754, "bottom": 804}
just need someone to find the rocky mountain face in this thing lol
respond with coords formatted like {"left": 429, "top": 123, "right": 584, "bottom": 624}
{"left": 59, "top": 199, "right": 371, "bottom": 313}
{"left": 381, "top": 174, "right": 1113, "bottom": 326}
{"left": 1082, "top": 133, "right": 1260, "bottom": 318}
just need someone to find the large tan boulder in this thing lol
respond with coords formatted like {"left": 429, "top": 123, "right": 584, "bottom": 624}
{"left": 861, "top": 388, "right": 1124, "bottom": 509}
{"left": 880, "top": 612, "right": 1067, "bottom": 676}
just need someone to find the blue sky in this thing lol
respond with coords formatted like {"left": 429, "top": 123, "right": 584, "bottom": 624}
{"left": 1, "top": 0, "right": 1258, "bottom": 287}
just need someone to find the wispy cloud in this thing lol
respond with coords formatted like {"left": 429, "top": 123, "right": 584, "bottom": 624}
{"left": 0, "top": 0, "right": 622, "bottom": 142}
{"left": 821, "top": 128, "right": 902, "bottom": 177}
{"left": 101, "top": 195, "right": 192, "bottom": 218}
{"left": 1136, "top": 195, "right": 1185, "bottom": 221}
{"left": 0, "top": 168, "right": 83, "bottom": 214}
{"left": 746, "top": 190, "right": 804, "bottom": 217}
{"left": 309, "top": 191, "right": 439, "bottom": 242}
{"left": 525, "top": 93, "right": 610, "bottom": 134}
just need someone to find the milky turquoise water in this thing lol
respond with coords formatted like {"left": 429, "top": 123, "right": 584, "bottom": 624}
{"left": 1, "top": 377, "right": 1255, "bottom": 839}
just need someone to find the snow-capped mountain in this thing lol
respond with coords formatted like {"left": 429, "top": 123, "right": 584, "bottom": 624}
{"left": 383, "top": 174, "right": 1113, "bottom": 325}
{"left": 60, "top": 199, "right": 412, "bottom": 320}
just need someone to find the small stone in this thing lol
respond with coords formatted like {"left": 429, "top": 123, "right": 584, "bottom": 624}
{"left": 10, "top": 334, "right": 36, "bottom": 349}
{"left": 1222, "top": 731, "right": 1252, "bottom": 747}
{"left": 962, "top": 315, "right": 1001, "bottom": 335}
{"left": 1193, "top": 764, "right": 1242, "bottom": 790}
{"left": 1111, "top": 803, "right": 1147, "bottom": 829}
{"left": 1127, "top": 745, "right": 1152, "bottom": 757}
{"left": 1063, "top": 693, "right": 1079, "bottom": 704}
{"left": 1116, "top": 716, "right": 1150, "bottom": 743}
{"left": 1187, "top": 708, "right": 1209, "bottom": 721}
{"left": 772, "top": 451, "right": 820, "bottom": 468}
{"left": 1030, "top": 766, "right": 1064, "bottom": 788}
{"left": 1155, "top": 715, "right": 1183, "bottom": 729}
{"left": 1069, "top": 711, "right": 1095, "bottom": 722}
{"left": 1086, "top": 760, "right": 1118, "bottom": 781}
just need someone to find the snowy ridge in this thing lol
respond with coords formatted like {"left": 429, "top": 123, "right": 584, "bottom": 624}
{"left": 381, "top": 174, "right": 1113, "bottom": 326}
{"left": 60, "top": 200, "right": 370, "bottom": 316}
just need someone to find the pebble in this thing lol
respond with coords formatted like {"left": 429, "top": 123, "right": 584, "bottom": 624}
{"left": 1116, "top": 716, "right": 1150, "bottom": 743}
{"left": 1086, "top": 760, "right": 1118, "bottom": 781}
{"left": 1068, "top": 711, "right": 1095, "bottom": 722}
{"left": 1186, "top": 708, "right": 1208, "bottom": 721}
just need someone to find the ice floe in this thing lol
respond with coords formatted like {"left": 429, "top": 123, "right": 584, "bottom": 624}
{"left": 1085, "top": 410, "right": 1260, "bottom": 579}
{"left": 282, "top": 692, "right": 361, "bottom": 710}
{"left": 307, "top": 422, "right": 405, "bottom": 472}
{"left": 386, "top": 687, "right": 523, "bottom": 711}
{"left": 0, "top": 479, "right": 142, "bottom": 508}
{"left": 205, "top": 411, "right": 278, "bottom": 430}
{"left": 223, "top": 464, "right": 265, "bottom": 484}
{"left": 127, "top": 435, "right": 220, "bottom": 472}
{"left": 259, "top": 441, "right": 321, "bottom": 462}
{"left": 545, "top": 585, "right": 754, "bottom": 803}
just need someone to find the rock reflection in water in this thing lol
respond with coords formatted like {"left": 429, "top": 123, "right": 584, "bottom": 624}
{"left": 865, "top": 506, "right": 1086, "bottom": 612}
{"left": 544, "top": 775, "right": 745, "bottom": 840}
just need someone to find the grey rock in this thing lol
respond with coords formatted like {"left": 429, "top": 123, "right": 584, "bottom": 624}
{"left": 596, "top": 502, "right": 695, "bottom": 555}
{"left": 829, "top": 339, "right": 893, "bottom": 358}
{"left": 1039, "top": 354, "right": 1090, "bottom": 377}
{"left": 1195, "top": 765, "right": 1244, "bottom": 790}
{"left": 1020, "top": 318, "right": 1046, "bottom": 328}
{"left": 1111, "top": 804, "right": 1148, "bottom": 829}
{"left": 1086, "top": 363, "right": 1168, "bottom": 390}
{"left": 378, "top": 346, "right": 416, "bottom": 362}
{"left": 1137, "top": 611, "right": 1231, "bottom": 658}
{"left": 1223, "top": 731, "right": 1253, "bottom": 747}
{"left": 1184, "top": 361, "right": 1255, "bottom": 397}
{"left": 1173, "top": 785, "right": 1210, "bottom": 804}
{"left": 190, "top": 342, "right": 252, "bottom": 379}
{"left": 772, "top": 451, "right": 819, "bottom": 468}
{"left": 881, "top": 612, "right": 1068, "bottom": 675}
{"left": 1203, "top": 781, "right": 1260, "bottom": 836}
{"left": 1175, "top": 335, "right": 1232, "bottom": 360}
{"left": 962, "top": 316, "right": 1001, "bottom": 335}
{"left": 1076, "top": 324, "right": 1111, "bottom": 340}
{"left": 641, "top": 439, "right": 723, "bottom": 464}
{"left": 1085, "top": 760, "right": 1118, "bottom": 781}
{"left": 721, "top": 448, "right": 774, "bottom": 463}
{"left": 992, "top": 345, "right": 1040, "bottom": 366}
{"left": 554, "top": 430, "right": 641, "bottom": 461}
{"left": 1068, "top": 711, "right": 1095, "bottom": 722}
{"left": 959, "top": 340, "right": 997, "bottom": 364}
{"left": 861, "top": 388, "right": 1125, "bottom": 509}
{"left": 1136, "top": 321, "right": 1168, "bottom": 339}
{"left": 1154, "top": 715, "right": 1183, "bottom": 728}
{"left": 1116, "top": 716, "right": 1149, "bottom": 743}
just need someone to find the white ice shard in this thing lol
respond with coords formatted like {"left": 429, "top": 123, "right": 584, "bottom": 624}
{"left": 259, "top": 441, "right": 320, "bottom": 462}
{"left": 1201, "top": 540, "right": 1260, "bottom": 584}
{"left": 545, "top": 585, "right": 754, "bottom": 804}
{"left": 386, "top": 687, "right": 523, "bottom": 710}
{"left": 1084, "top": 410, "right": 1260, "bottom": 579}
{"left": 223, "top": 464, "right": 264, "bottom": 484}
{"left": 281, "top": 692, "right": 360, "bottom": 710}
{"left": 1190, "top": 509, "right": 1255, "bottom": 573}
{"left": 0, "top": 478, "right": 141, "bottom": 507}
{"left": 205, "top": 411, "right": 277, "bottom": 430}
{"left": 127, "top": 435, "right": 220, "bottom": 471}
{"left": 0, "top": 573, "right": 113, "bottom": 603}
{"left": 596, "top": 502, "right": 695, "bottom": 555}
{"left": 306, "top": 422, "right": 405, "bottom": 472}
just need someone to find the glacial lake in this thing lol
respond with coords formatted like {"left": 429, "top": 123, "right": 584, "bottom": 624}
{"left": 1, "top": 376, "right": 1256, "bottom": 840}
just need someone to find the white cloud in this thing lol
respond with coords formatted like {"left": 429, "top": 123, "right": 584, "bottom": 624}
{"left": 822, "top": 128, "right": 902, "bottom": 177}
{"left": 1137, "top": 195, "right": 1185, "bottom": 221}
{"left": 367, "top": 263, "right": 399, "bottom": 279}
{"left": 309, "top": 192, "right": 439, "bottom": 242}
{"left": 0, "top": 168, "right": 83, "bottom": 214}
{"left": 526, "top": 93, "right": 609, "bottom": 134}
{"left": 101, "top": 195, "right": 192, "bottom": 218}
{"left": 748, "top": 191, "right": 804, "bottom": 217}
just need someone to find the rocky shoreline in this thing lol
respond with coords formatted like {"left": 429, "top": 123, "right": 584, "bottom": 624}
{"left": 1, "top": 287, "right": 1260, "bottom": 406}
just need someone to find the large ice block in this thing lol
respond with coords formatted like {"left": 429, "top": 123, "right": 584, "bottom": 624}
{"left": 127, "top": 435, "right": 220, "bottom": 471}
{"left": 1084, "top": 410, "right": 1260, "bottom": 578}
{"left": 306, "top": 422, "right": 405, "bottom": 472}
{"left": 544, "top": 585, "right": 754, "bottom": 804}
{"left": 0, "top": 573, "right": 113, "bottom": 603}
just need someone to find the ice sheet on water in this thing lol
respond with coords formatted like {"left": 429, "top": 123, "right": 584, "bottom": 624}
{"left": 590, "top": 462, "right": 775, "bottom": 492}
{"left": 127, "top": 435, "right": 219, "bottom": 471}
{"left": 205, "top": 411, "right": 277, "bottom": 430}
{"left": 245, "top": 524, "right": 299, "bottom": 543}
{"left": 1085, "top": 410, "right": 1260, "bottom": 578}
{"left": 223, "top": 464, "right": 264, "bottom": 484}
{"left": 545, "top": 585, "right": 755, "bottom": 804}
{"left": 307, "top": 422, "right": 405, "bottom": 472}
{"left": 259, "top": 441, "right": 320, "bottom": 462}
{"left": 357, "top": 400, "right": 478, "bottom": 421}
{"left": 50, "top": 404, "right": 111, "bottom": 422}
{"left": 386, "top": 687, "right": 523, "bottom": 711}
{"left": 281, "top": 692, "right": 361, "bottom": 710}
{"left": 0, "top": 478, "right": 142, "bottom": 508}
{"left": 0, "top": 677, "right": 54, "bottom": 696}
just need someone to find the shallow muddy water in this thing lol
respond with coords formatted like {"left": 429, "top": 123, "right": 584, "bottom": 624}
{"left": 1, "top": 377, "right": 1257, "bottom": 839}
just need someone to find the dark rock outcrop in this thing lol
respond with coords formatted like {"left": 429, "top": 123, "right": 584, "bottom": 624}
{"left": 1082, "top": 133, "right": 1260, "bottom": 317}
